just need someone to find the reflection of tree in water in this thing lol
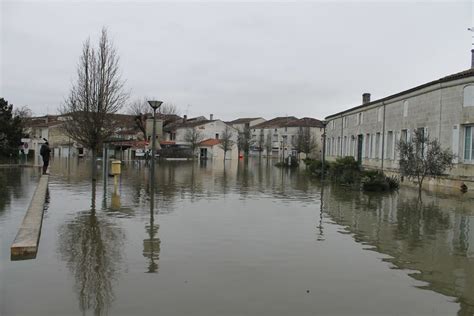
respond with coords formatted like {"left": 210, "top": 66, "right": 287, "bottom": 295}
{"left": 394, "top": 198, "right": 450, "bottom": 250}
{"left": 58, "top": 183, "right": 124, "bottom": 315}
{"left": 0, "top": 168, "right": 29, "bottom": 214}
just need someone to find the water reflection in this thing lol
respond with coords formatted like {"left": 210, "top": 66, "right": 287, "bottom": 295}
{"left": 58, "top": 182, "right": 125, "bottom": 315}
{"left": 0, "top": 167, "right": 33, "bottom": 216}
{"left": 324, "top": 186, "right": 474, "bottom": 316}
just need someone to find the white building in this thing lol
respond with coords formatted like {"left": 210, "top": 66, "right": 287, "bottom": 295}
{"left": 325, "top": 52, "right": 474, "bottom": 188}
{"left": 163, "top": 117, "right": 239, "bottom": 159}
{"left": 250, "top": 116, "right": 325, "bottom": 159}
{"left": 198, "top": 139, "right": 239, "bottom": 160}
{"left": 228, "top": 117, "right": 266, "bottom": 132}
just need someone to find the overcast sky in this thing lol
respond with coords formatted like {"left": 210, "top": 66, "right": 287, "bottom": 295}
{"left": 1, "top": 1, "right": 473, "bottom": 120}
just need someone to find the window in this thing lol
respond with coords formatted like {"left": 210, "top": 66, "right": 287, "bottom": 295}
{"left": 215, "top": 133, "right": 219, "bottom": 139}
{"left": 403, "top": 101, "right": 409, "bottom": 117}
{"left": 365, "top": 133, "right": 370, "bottom": 158}
{"left": 344, "top": 117, "right": 348, "bottom": 128}
{"left": 386, "top": 131, "right": 393, "bottom": 160}
{"left": 401, "top": 129, "right": 408, "bottom": 143}
{"left": 343, "top": 136, "right": 347, "bottom": 156}
{"left": 464, "top": 85, "right": 474, "bottom": 107}
{"left": 417, "top": 127, "right": 425, "bottom": 157}
{"left": 377, "top": 108, "right": 383, "bottom": 122}
{"left": 337, "top": 137, "right": 341, "bottom": 156}
{"left": 370, "top": 134, "right": 374, "bottom": 158}
{"left": 464, "top": 126, "right": 474, "bottom": 161}
{"left": 375, "top": 133, "right": 381, "bottom": 158}
{"left": 357, "top": 112, "right": 363, "bottom": 125}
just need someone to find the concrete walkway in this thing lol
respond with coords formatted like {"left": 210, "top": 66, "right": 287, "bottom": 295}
{"left": 11, "top": 175, "right": 49, "bottom": 260}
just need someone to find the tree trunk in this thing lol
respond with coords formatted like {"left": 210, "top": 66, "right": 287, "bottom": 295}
{"left": 91, "top": 149, "right": 97, "bottom": 181}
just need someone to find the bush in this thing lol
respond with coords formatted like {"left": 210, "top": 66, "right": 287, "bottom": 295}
{"left": 330, "top": 156, "right": 360, "bottom": 184}
{"left": 361, "top": 170, "right": 399, "bottom": 192}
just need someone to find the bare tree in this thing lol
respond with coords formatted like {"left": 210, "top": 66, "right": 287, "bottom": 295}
{"left": 13, "top": 105, "right": 33, "bottom": 120}
{"left": 397, "top": 128, "right": 454, "bottom": 197}
{"left": 128, "top": 99, "right": 180, "bottom": 140}
{"left": 60, "top": 28, "right": 128, "bottom": 180}
{"left": 237, "top": 126, "right": 255, "bottom": 157}
{"left": 294, "top": 127, "right": 318, "bottom": 159}
{"left": 159, "top": 103, "right": 180, "bottom": 116}
{"left": 257, "top": 131, "right": 265, "bottom": 158}
{"left": 219, "top": 126, "right": 234, "bottom": 161}
{"left": 184, "top": 128, "right": 203, "bottom": 158}
{"left": 265, "top": 132, "right": 272, "bottom": 158}
{"left": 128, "top": 98, "right": 150, "bottom": 140}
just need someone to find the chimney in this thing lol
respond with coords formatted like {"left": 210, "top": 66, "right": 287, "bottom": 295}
{"left": 471, "top": 49, "right": 474, "bottom": 69}
{"left": 362, "top": 93, "right": 371, "bottom": 104}
{"left": 183, "top": 115, "right": 187, "bottom": 123}
{"left": 210, "top": 114, "right": 214, "bottom": 120}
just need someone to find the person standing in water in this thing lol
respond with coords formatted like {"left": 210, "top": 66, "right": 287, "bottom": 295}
{"left": 40, "top": 139, "right": 51, "bottom": 175}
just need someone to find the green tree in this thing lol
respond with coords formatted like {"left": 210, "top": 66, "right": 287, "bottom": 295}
{"left": 0, "top": 98, "right": 23, "bottom": 159}
{"left": 397, "top": 129, "right": 454, "bottom": 196}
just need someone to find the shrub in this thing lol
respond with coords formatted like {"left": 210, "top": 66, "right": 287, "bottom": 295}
{"left": 330, "top": 156, "right": 360, "bottom": 184}
{"left": 361, "top": 170, "right": 399, "bottom": 192}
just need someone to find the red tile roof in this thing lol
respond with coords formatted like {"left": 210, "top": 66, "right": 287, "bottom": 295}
{"left": 199, "top": 138, "right": 222, "bottom": 146}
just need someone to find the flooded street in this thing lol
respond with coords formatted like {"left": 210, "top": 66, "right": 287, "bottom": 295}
{"left": 1, "top": 158, "right": 473, "bottom": 315}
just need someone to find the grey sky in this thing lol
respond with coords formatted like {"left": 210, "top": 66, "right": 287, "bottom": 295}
{"left": 1, "top": 1, "right": 473, "bottom": 120}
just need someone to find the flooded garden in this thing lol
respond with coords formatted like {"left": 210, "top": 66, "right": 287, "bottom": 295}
{"left": 1, "top": 158, "right": 473, "bottom": 315}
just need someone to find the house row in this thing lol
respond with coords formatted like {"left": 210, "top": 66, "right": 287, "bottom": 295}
{"left": 23, "top": 111, "right": 325, "bottom": 161}
{"left": 325, "top": 50, "right": 474, "bottom": 187}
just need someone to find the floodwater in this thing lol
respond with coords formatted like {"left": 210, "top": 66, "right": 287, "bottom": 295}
{"left": 1, "top": 158, "right": 473, "bottom": 316}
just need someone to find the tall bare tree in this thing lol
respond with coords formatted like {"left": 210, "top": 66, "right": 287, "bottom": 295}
{"left": 257, "top": 132, "right": 265, "bottom": 158}
{"left": 128, "top": 99, "right": 180, "bottom": 140}
{"left": 60, "top": 28, "right": 128, "bottom": 179}
{"left": 294, "top": 127, "right": 317, "bottom": 159}
{"left": 219, "top": 126, "right": 234, "bottom": 161}
{"left": 265, "top": 133, "right": 273, "bottom": 158}
{"left": 184, "top": 128, "right": 203, "bottom": 158}
{"left": 237, "top": 126, "right": 255, "bottom": 157}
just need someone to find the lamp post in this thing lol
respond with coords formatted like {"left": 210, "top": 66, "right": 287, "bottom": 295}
{"left": 147, "top": 100, "right": 163, "bottom": 176}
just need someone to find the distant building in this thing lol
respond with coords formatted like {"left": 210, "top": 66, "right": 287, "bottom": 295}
{"left": 250, "top": 116, "right": 325, "bottom": 159}
{"left": 325, "top": 51, "right": 474, "bottom": 188}
{"left": 163, "top": 115, "right": 239, "bottom": 159}
{"left": 228, "top": 117, "right": 266, "bottom": 132}
{"left": 198, "top": 138, "right": 239, "bottom": 160}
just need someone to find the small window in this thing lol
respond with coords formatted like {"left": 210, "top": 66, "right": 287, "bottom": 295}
{"left": 403, "top": 100, "right": 409, "bottom": 117}
{"left": 215, "top": 133, "right": 219, "bottom": 139}
{"left": 464, "top": 126, "right": 474, "bottom": 160}
{"left": 464, "top": 85, "right": 474, "bottom": 107}
{"left": 377, "top": 108, "right": 383, "bottom": 122}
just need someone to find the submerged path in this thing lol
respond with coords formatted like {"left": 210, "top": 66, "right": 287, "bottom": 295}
{"left": 10, "top": 175, "right": 49, "bottom": 260}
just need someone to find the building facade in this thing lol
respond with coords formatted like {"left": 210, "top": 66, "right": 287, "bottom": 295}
{"left": 325, "top": 65, "right": 474, "bottom": 186}
{"left": 250, "top": 117, "right": 325, "bottom": 159}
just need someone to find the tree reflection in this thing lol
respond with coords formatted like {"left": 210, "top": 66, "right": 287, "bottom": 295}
{"left": 58, "top": 182, "right": 124, "bottom": 315}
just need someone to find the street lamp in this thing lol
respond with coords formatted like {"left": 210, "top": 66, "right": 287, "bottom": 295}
{"left": 147, "top": 100, "right": 163, "bottom": 182}
{"left": 147, "top": 100, "right": 163, "bottom": 158}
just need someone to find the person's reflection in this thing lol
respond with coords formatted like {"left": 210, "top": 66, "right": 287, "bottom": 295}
{"left": 58, "top": 181, "right": 124, "bottom": 315}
